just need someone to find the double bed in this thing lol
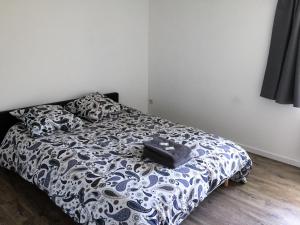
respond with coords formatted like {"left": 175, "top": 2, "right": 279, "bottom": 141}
{"left": 0, "top": 92, "right": 252, "bottom": 225}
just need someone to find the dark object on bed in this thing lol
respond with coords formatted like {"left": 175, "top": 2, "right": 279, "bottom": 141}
{"left": 0, "top": 92, "right": 118, "bottom": 143}
{"left": 143, "top": 136, "right": 192, "bottom": 168}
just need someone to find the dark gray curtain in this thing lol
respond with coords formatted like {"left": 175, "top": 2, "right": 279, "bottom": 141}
{"left": 261, "top": 0, "right": 300, "bottom": 107}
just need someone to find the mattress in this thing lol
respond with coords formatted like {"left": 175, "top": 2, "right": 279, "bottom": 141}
{"left": 0, "top": 106, "right": 252, "bottom": 225}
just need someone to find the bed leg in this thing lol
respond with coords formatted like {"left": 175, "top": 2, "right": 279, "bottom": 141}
{"left": 240, "top": 177, "right": 248, "bottom": 184}
{"left": 224, "top": 179, "right": 229, "bottom": 187}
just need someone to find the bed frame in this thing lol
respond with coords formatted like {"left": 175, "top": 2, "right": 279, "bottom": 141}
{"left": 0, "top": 92, "right": 119, "bottom": 143}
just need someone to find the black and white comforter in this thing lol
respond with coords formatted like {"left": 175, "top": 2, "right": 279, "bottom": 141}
{"left": 0, "top": 106, "right": 252, "bottom": 225}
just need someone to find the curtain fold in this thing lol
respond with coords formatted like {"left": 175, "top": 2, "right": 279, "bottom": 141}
{"left": 261, "top": 0, "right": 300, "bottom": 107}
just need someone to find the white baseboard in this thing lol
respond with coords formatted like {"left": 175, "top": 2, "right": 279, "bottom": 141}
{"left": 239, "top": 143, "right": 300, "bottom": 168}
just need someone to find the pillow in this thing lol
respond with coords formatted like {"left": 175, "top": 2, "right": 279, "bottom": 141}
{"left": 65, "top": 92, "right": 122, "bottom": 122}
{"left": 10, "top": 105, "right": 83, "bottom": 138}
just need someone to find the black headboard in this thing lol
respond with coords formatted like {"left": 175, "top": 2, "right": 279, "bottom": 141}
{"left": 0, "top": 92, "right": 119, "bottom": 143}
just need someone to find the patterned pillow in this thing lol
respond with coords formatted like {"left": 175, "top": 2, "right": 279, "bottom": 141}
{"left": 10, "top": 105, "right": 83, "bottom": 138}
{"left": 65, "top": 92, "right": 122, "bottom": 122}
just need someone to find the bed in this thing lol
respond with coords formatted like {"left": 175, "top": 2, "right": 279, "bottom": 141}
{"left": 0, "top": 92, "right": 252, "bottom": 225}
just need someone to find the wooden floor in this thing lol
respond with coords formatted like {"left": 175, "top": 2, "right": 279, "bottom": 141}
{"left": 0, "top": 153, "right": 299, "bottom": 225}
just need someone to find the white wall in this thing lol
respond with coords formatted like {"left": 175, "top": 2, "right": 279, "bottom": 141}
{"left": 0, "top": 0, "right": 149, "bottom": 112}
{"left": 149, "top": 0, "right": 300, "bottom": 167}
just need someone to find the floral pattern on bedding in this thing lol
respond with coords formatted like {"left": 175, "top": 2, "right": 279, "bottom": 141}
{"left": 65, "top": 92, "right": 122, "bottom": 122}
{"left": 10, "top": 104, "right": 83, "bottom": 138}
{"left": 0, "top": 106, "right": 252, "bottom": 225}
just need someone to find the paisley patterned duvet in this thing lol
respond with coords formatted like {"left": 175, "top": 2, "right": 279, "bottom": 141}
{"left": 0, "top": 106, "right": 252, "bottom": 225}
